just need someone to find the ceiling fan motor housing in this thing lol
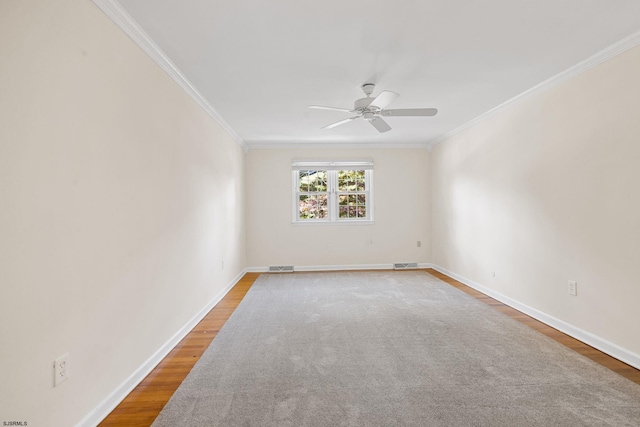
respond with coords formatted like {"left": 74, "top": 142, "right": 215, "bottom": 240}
{"left": 354, "top": 97, "right": 375, "bottom": 111}
{"left": 362, "top": 111, "right": 375, "bottom": 121}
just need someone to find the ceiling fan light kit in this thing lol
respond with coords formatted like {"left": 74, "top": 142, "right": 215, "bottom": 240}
{"left": 309, "top": 83, "right": 438, "bottom": 133}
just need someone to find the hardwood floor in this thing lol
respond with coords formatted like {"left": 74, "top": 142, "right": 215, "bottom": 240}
{"left": 99, "top": 269, "right": 640, "bottom": 426}
{"left": 427, "top": 269, "right": 640, "bottom": 385}
{"left": 98, "top": 272, "right": 260, "bottom": 427}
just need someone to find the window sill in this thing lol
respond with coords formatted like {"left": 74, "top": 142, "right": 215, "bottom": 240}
{"left": 292, "top": 220, "right": 374, "bottom": 226}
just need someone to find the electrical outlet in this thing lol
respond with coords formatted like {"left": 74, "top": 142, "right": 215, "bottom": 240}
{"left": 568, "top": 280, "right": 577, "bottom": 296}
{"left": 328, "top": 244, "right": 333, "bottom": 252}
{"left": 417, "top": 241, "right": 421, "bottom": 248}
{"left": 221, "top": 260, "right": 224, "bottom": 270}
{"left": 54, "top": 353, "right": 69, "bottom": 387}
{"left": 491, "top": 271, "right": 495, "bottom": 277}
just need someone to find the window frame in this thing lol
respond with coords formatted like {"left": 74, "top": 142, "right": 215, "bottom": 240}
{"left": 292, "top": 160, "right": 374, "bottom": 225}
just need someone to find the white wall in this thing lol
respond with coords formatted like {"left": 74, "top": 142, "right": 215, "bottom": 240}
{"left": 0, "top": 1, "right": 245, "bottom": 426}
{"left": 3, "top": 0, "right": 638, "bottom": 424}
{"left": 246, "top": 148, "right": 430, "bottom": 269}
{"left": 431, "top": 45, "right": 640, "bottom": 360}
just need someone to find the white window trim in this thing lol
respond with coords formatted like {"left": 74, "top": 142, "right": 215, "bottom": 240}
{"left": 292, "top": 160, "right": 374, "bottom": 225}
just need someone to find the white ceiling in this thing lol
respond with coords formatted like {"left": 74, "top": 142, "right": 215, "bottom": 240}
{"left": 113, "top": 0, "right": 640, "bottom": 148}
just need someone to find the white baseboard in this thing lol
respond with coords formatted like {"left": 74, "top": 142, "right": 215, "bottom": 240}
{"left": 245, "top": 266, "right": 269, "bottom": 272}
{"left": 78, "top": 269, "right": 248, "bottom": 427}
{"left": 248, "top": 263, "right": 433, "bottom": 273}
{"left": 431, "top": 265, "right": 640, "bottom": 371}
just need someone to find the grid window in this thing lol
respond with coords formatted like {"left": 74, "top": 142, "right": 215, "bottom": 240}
{"left": 297, "top": 170, "right": 329, "bottom": 219}
{"left": 338, "top": 170, "right": 367, "bottom": 219}
{"left": 292, "top": 161, "right": 373, "bottom": 223}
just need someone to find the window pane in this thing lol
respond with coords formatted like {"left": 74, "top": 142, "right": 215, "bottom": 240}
{"left": 300, "top": 170, "right": 329, "bottom": 193}
{"left": 299, "top": 194, "right": 317, "bottom": 219}
{"left": 318, "top": 195, "right": 328, "bottom": 218}
{"left": 356, "top": 172, "right": 365, "bottom": 190}
{"left": 336, "top": 193, "right": 366, "bottom": 220}
{"left": 299, "top": 171, "right": 309, "bottom": 192}
{"left": 308, "top": 171, "right": 320, "bottom": 191}
{"left": 299, "top": 194, "right": 328, "bottom": 219}
{"left": 338, "top": 170, "right": 352, "bottom": 191}
{"left": 337, "top": 170, "right": 365, "bottom": 192}
{"left": 315, "top": 171, "right": 327, "bottom": 192}
{"left": 337, "top": 171, "right": 347, "bottom": 190}
{"left": 299, "top": 195, "right": 312, "bottom": 218}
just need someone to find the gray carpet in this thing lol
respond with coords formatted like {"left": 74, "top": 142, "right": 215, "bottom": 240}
{"left": 152, "top": 271, "right": 640, "bottom": 426}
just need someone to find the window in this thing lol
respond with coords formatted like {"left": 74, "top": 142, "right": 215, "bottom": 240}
{"left": 292, "top": 160, "right": 373, "bottom": 223}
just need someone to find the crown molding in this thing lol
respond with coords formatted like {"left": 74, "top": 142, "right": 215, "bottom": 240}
{"left": 91, "top": 1, "right": 640, "bottom": 153}
{"left": 91, "top": 0, "right": 247, "bottom": 151}
{"left": 428, "top": 29, "right": 640, "bottom": 149}
{"left": 245, "top": 141, "right": 431, "bottom": 150}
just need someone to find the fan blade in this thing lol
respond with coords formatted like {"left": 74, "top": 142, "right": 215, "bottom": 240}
{"left": 369, "top": 117, "right": 392, "bottom": 133}
{"left": 308, "top": 105, "right": 353, "bottom": 113}
{"left": 322, "top": 116, "right": 360, "bottom": 129}
{"left": 381, "top": 108, "right": 438, "bottom": 117}
{"left": 369, "top": 91, "right": 399, "bottom": 109}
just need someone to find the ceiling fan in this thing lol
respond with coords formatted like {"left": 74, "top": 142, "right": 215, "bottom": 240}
{"left": 309, "top": 83, "right": 438, "bottom": 133}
